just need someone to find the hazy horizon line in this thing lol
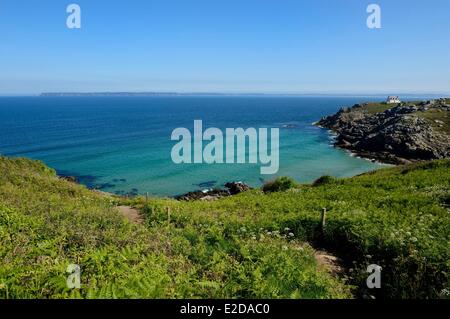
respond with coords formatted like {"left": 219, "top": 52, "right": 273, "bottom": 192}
{"left": 1, "top": 91, "right": 449, "bottom": 98}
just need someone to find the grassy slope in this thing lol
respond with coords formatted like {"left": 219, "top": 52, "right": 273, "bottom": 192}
{"left": 0, "top": 156, "right": 349, "bottom": 299}
{"left": 357, "top": 102, "right": 393, "bottom": 114}
{"left": 414, "top": 108, "right": 450, "bottom": 134}
{"left": 1, "top": 156, "right": 449, "bottom": 299}
{"left": 130, "top": 160, "right": 450, "bottom": 299}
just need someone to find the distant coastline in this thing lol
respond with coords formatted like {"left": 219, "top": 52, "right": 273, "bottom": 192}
{"left": 40, "top": 92, "right": 240, "bottom": 97}
{"left": 39, "top": 92, "right": 450, "bottom": 98}
{"left": 40, "top": 92, "right": 324, "bottom": 97}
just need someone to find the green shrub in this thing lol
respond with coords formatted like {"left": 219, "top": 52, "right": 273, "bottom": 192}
{"left": 313, "top": 175, "right": 338, "bottom": 187}
{"left": 262, "top": 177, "right": 298, "bottom": 193}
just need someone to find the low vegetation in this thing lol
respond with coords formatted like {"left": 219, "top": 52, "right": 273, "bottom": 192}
{"left": 1, "top": 156, "right": 449, "bottom": 299}
{"left": 0, "top": 156, "right": 348, "bottom": 299}
{"left": 132, "top": 161, "right": 450, "bottom": 299}
{"left": 415, "top": 108, "right": 450, "bottom": 134}
{"left": 356, "top": 102, "right": 392, "bottom": 114}
{"left": 262, "top": 176, "right": 298, "bottom": 193}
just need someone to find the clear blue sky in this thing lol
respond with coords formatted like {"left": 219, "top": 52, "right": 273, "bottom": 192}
{"left": 1, "top": 0, "right": 449, "bottom": 95}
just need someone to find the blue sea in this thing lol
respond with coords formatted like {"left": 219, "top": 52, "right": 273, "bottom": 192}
{"left": 0, "top": 96, "right": 389, "bottom": 196}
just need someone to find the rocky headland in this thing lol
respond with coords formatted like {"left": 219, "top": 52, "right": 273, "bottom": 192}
{"left": 317, "top": 98, "right": 450, "bottom": 164}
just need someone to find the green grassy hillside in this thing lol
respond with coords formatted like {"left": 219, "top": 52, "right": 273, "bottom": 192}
{"left": 1, "top": 156, "right": 449, "bottom": 299}
{"left": 0, "top": 156, "right": 349, "bottom": 299}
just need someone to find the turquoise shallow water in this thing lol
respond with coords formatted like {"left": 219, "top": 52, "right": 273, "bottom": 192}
{"left": 0, "top": 96, "right": 387, "bottom": 196}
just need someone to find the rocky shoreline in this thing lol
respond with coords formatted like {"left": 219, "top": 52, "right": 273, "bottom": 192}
{"left": 316, "top": 98, "right": 450, "bottom": 165}
{"left": 59, "top": 173, "right": 252, "bottom": 201}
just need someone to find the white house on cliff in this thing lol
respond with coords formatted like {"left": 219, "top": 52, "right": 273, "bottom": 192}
{"left": 387, "top": 96, "right": 401, "bottom": 104}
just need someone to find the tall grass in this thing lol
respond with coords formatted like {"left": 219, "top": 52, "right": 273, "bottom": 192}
{"left": 134, "top": 160, "right": 450, "bottom": 298}
{"left": 1, "top": 156, "right": 448, "bottom": 298}
{"left": 0, "top": 156, "right": 349, "bottom": 299}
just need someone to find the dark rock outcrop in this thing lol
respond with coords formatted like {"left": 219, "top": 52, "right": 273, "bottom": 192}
{"left": 224, "top": 182, "right": 251, "bottom": 195}
{"left": 176, "top": 182, "right": 251, "bottom": 201}
{"left": 317, "top": 101, "right": 450, "bottom": 164}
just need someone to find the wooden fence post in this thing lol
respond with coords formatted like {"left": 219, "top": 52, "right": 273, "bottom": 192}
{"left": 320, "top": 207, "right": 327, "bottom": 231}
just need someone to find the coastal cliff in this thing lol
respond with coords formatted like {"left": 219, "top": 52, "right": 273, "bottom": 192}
{"left": 317, "top": 98, "right": 450, "bottom": 164}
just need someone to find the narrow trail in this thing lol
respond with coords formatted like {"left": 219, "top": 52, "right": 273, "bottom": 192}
{"left": 314, "top": 250, "right": 345, "bottom": 276}
{"left": 117, "top": 206, "right": 144, "bottom": 224}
